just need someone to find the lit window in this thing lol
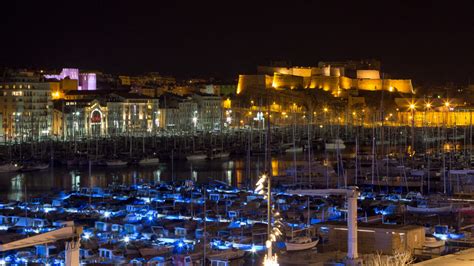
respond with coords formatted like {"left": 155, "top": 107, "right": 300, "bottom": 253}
{"left": 12, "top": 91, "right": 23, "bottom": 96}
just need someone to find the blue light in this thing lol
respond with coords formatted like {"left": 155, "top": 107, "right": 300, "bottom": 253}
{"left": 433, "top": 233, "right": 448, "bottom": 240}
{"left": 250, "top": 245, "right": 257, "bottom": 253}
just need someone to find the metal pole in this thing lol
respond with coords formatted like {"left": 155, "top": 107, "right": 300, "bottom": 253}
{"left": 267, "top": 172, "right": 272, "bottom": 259}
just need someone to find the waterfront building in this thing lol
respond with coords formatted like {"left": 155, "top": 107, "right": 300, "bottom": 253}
{"left": 53, "top": 92, "right": 159, "bottom": 139}
{"left": 0, "top": 71, "right": 53, "bottom": 141}
{"left": 192, "top": 92, "right": 222, "bottom": 131}
{"left": 0, "top": 113, "right": 3, "bottom": 142}
{"left": 158, "top": 93, "right": 198, "bottom": 132}
{"left": 393, "top": 97, "right": 474, "bottom": 127}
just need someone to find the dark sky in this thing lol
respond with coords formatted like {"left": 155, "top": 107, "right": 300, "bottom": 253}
{"left": 2, "top": 1, "right": 474, "bottom": 84}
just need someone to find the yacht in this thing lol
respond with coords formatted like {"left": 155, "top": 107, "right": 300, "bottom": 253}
{"left": 186, "top": 153, "right": 207, "bottom": 161}
{"left": 285, "top": 236, "right": 319, "bottom": 251}
{"left": 325, "top": 138, "right": 346, "bottom": 150}
{"left": 423, "top": 236, "right": 446, "bottom": 248}
{"left": 0, "top": 162, "right": 22, "bottom": 173}
{"left": 138, "top": 157, "right": 160, "bottom": 166}
{"left": 21, "top": 163, "right": 49, "bottom": 172}
{"left": 105, "top": 159, "right": 128, "bottom": 167}
{"left": 208, "top": 151, "right": 230, "bottom": 160}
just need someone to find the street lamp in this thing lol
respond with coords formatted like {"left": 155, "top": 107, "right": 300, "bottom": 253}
{"left": 255, "top": 173, "right": 282, "bottom": 266}
{"left": 409, "top": 102, "right": 416, "bottom": 157}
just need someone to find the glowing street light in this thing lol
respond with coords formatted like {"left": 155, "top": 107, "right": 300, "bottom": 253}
{"left": 409, "top": 103, "right": 416, "bottom": 110}
{"left": 255, "top": 173, "right": 281, "bottom": 266}
{"left": 123, "top": 236, "right": 130, "bottom": 244}
{"left": 323, "top": 107, "right": 328, "bottom": 113}
{"left": 425, "top": 102, "right": 432, "bottom": 109}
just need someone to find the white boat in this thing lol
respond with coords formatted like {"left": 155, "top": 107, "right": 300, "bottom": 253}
{"left": 186, "top": 154, "right": 207, "bottom": 161}
{"left": 325, "top": 139, "right": 346, "bottom": 150}
{"left": 285, "top": 147, "right": 303, "bottom": 153}
{"left": 423, "top": 237, "right": 445, "bottom": 248}
{"left": 106, "top": 159, "right": 128, "bottom": 167}
{"left": 407, "top": 205, "right": 452, "bottom": 214}
{"left": 208, "top": 152, "right": 230, "bottom": 160}
{"left": 285, "top": 237, "right": 319, "bottom": 251}
{"left": 138, "top": 157, "right": 160, "bottom": 166}
{"left": 21, "top": 163, "right": 49, "bottom": 172}
{"left": 0, "top": 163, "right": 22, "bottom": 173}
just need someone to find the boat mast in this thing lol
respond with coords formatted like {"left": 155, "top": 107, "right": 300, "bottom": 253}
{"left": 203, "top": 187, "right": 207, "bottom": 264}
{"left": 308, "top": 112, "right": 312, "bottom": 186}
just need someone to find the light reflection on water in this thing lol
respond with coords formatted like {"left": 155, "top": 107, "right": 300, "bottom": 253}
{"left": 0, "top": 154, "right": 315, "bottom": 201}
{"left": 0, "top": 144, "right": 413, "bottom": 201}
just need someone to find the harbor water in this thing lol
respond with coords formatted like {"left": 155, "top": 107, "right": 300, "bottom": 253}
{"left": 0, "top": 153, "right": 326, "bottom": 201}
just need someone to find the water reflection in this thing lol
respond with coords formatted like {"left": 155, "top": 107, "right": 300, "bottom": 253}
{"left": 0, "top": 151, "right": 351, "bottom": 201}
{"left": 10, "top": 174, "right": 24, "bottom": 201}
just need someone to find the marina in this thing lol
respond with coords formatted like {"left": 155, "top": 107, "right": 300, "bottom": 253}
{"left": 2, "top": 2, "right": 474, "bottom": 263}
{"left": 0, "top": 129, "right": 474, "bottom": 265}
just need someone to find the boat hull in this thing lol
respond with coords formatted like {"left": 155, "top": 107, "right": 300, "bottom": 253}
{"left": 285, "top": 239, "right": 319, "bottom": 251}
{"left": 407, "top": 205, "right": 452, "bottom": 214}
{"left": 186, "top": 154, "right": 207, "bottom": 161}
{"left": 106, "top": 160, "right": 128, "bottom": 167}
{"left": 325, "top": 143, "right": 346, "bottom": 150}
{"left": 0, "top": 163, "right": 22, "bottom": 173}
{"left": 138, "top": 158, "right": 160, "bottom": 166}
{"left": 208, "top": 152, "right": 230, "bottom": 160}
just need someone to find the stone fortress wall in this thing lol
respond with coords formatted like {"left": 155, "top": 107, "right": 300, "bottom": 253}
{"left": 238, "top": 63, "right": 413, "bottom": 95}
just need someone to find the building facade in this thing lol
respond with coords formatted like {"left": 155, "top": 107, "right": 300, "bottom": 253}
{"left": 158, "top": 93, "right": 198, "bottom": 132}
{"left": 53, "top": 92, "right": 159, "bottom": 139}
{"left": 0, "top": 77, "right": 53, "bottom": 141}
{"left": 192, "top": 92, "right": 222, "bottom": 131}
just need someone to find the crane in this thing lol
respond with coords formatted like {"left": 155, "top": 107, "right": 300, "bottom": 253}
{"left": 286, "top": 187, "right": 360, "bottom": 264}
{"left": 0, "top": 223, "right": 82, "bottom": 266}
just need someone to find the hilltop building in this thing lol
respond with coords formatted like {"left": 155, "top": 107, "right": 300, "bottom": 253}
{"left": 237, "top": 60, "right": 414, "bottom": 96}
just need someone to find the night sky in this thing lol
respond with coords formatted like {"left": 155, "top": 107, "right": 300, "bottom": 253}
{"left": 2, "top": 1, "right": 474, "bottom": 84}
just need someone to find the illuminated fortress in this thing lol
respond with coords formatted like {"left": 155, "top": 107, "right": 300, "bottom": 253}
{"left": 237, "top": 60, "right": 414, "bottom": 95}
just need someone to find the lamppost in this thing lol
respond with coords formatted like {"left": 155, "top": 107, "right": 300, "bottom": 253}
{"left": 443, "top": 100, "right": 451, "bottom": 194}
{"left": 409, "top": 103, "right": 416, "bottom": 157}
{"left": 255, "top": 173, "right": 282, "bottom": 266}
{"left": 323, "top": 107, "right": 329, "bottom": 137}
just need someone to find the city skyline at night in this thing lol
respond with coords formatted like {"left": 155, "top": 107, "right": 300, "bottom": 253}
{"left": 2, "top": 1, "right": 474, "bottom": 266}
